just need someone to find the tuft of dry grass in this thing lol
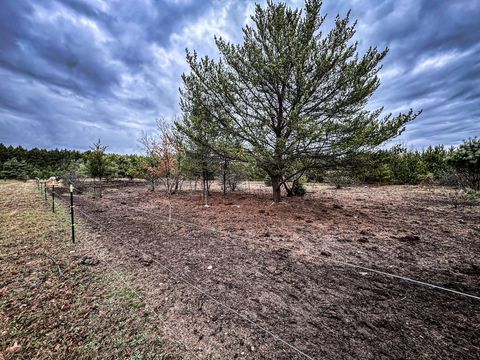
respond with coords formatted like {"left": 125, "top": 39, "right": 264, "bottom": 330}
{"left": 0, "top": 181, "right": 177, "bottom": 359}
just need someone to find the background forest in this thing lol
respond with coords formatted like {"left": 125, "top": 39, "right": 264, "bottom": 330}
{"left": 1, "top": 138, "right": 478, "bottom": 193}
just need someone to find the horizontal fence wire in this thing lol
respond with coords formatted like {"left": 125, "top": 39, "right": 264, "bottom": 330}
{"left": 74, "top": 207, "right": 316, "bottom": 359}
{"left": 51, "top": 188, "right": 324, "bottom": 324}
{"left": 46, "top": 183, "right": 480, "bottom": 358}
{"left": 325, "top": 259, "right": 480, "bottom": 301}
{"left": 40, "top": 186, "right": 202, "bottom": 359}
{"left": 49, "top": 186, "right": 316, "bottom": 360}
{"left": 78, "top": 235, "right": 202, "bottom": 360}
{"left": 114, "top": 195, "right": 480, "bottom": 302}
{"left": 52, "top": 184, "right": 480, "bottom": 302}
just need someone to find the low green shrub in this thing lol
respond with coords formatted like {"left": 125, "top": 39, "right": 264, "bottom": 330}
{"left": 291, "top": 179, "right": 306, "bottom": 196}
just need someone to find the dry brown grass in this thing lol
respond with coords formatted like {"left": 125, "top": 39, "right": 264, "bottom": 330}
{"left": 0, "top": 181, "right": 177, "bottom": 360}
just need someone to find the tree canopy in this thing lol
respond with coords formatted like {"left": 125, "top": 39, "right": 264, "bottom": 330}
{"left": 178, "top": 0, "right": 420, "bottom": 202}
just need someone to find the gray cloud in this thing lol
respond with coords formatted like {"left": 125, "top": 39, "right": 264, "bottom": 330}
{"left": 0, "top": 0, "right": 478, "bottom": 153}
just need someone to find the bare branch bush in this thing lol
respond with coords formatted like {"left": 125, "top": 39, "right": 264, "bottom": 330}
{"left": 139, "top": 118, "right": 185, "bottom": 221}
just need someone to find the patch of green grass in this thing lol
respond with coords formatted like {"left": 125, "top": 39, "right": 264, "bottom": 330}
{"left": 131, "top": 333, "right": 147, "bottom": 347}
{"left": 131, "top": 300, "right": 146, "bottom": 309}
{"left": 129, "top": 352, "right": 144, "bottom": 360}
{"left": 123, "top": 289, "right": 138, "bottom": 299}
{"left": 9, "top": 326, "right": 24, "bottom": 336}
{"left": 84, "top": 333, "right": 99, "bottom": 351}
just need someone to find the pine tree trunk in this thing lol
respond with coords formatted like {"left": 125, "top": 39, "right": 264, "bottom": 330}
{"left": 206, "top": 173, "right": 211, "bottom": 196}
{"left": 223, "top": 160, "right": 227, "bottom": 196}
{"left": 271, "top": 175, "right": 282, "bottom": 203}
{"left": 202, "top": 169, "right": 208, "bottom": 206}
{"left": 168, "top": 194, "right": 172, "bottom": 223}
{"left": 174, "top": 177, "right": 180, "bottom": 193}
{"left": 283, "top": 182, "right": 293, "bottom": 197}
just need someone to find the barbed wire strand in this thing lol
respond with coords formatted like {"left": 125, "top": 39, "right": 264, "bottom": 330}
{"left": 49, "top": 189, "right": 325, "bottom": 356}
{"left": 39, "top": 186, "right": 202, "bottom": 359}
{"left": 48, "top": 186, "right": 316, "bottom": 359}
{"left": 73, "top": 205, "right": 316, "bottom": 360}
{"left": 117, "top": 196, "right": 480, "bottom": 302}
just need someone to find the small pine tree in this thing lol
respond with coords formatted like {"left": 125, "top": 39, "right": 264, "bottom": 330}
{"left": 291, "top": 178, "right": 306, "bottom": 196}
{"left": 85, "top": 139, "right": 109, "bottom": 198}
{"left": 0, "top": 158, "right": 29, "bottom": 180}
{"left": 447, "top": 138, "right": 480, "bottom": 191}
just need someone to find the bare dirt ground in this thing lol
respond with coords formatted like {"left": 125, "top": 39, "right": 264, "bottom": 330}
{"left": 0, "top": 181, "right": 178, "bottom": 359}
{"left": 52, "top": 182, "right": 479, "bottom": 359}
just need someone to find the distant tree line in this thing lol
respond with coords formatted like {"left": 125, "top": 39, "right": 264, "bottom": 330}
{"left": 310, "top": 140, "right": 479, "bottom": 191}
{"left": 0, "top": 143, "right": 145, "bottom": 182}
{"left": 0, "top": 144, "right": 83, "bottom": 179}
{"left": 1, "top": 138, "right": 478, "bottom": 193}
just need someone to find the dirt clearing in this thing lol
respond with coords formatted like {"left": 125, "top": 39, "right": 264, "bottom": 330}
{"left": 47, "top": 181, "right": 480, "bottom": 359}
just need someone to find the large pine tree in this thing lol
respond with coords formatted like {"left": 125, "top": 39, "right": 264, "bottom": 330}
{"left": 179, "top": 0, "right": 420, "bottom": 202}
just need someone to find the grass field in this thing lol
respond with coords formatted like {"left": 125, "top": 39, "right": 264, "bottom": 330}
{"left": 0, "top": 181, "right": 177, "bottom": 360}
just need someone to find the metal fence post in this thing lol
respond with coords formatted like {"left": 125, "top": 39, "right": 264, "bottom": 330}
{"left": 70, "top": 184, "right": 75, "bottom": 243}
{"left": 44, "top": 182, "right": 47, "bottom": 201}
{"left": 52, "top": 185, "right": 55, "bottom": 213}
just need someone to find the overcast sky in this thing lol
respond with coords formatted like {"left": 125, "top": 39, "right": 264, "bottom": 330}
{"left": 0, "top": 0, "right": 479, "bottom": 153}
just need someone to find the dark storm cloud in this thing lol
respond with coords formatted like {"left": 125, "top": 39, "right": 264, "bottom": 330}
{"left": 343, "top": 0, "right": 480, "bottom": 147}
{"left": 0, "top": 0, "right": 478, "bottom": 153}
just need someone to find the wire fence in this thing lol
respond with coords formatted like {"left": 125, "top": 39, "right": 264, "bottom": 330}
{"left": 36, "top": 179, "right": 480, "bottom": 359}
{"left": 76, "top": 227, "right": 202, "bottom": 360}
{"left": 67, "top": 178, "right": 327, "bottom": 199}
{"left": 35, "top": 180, "right": 202, "bottom": 359}
{"left": 44, "top": 181, "right": 317, "bottom": 359}
{"left": 105, "top": 191, "right": 480, "bottom": 302}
